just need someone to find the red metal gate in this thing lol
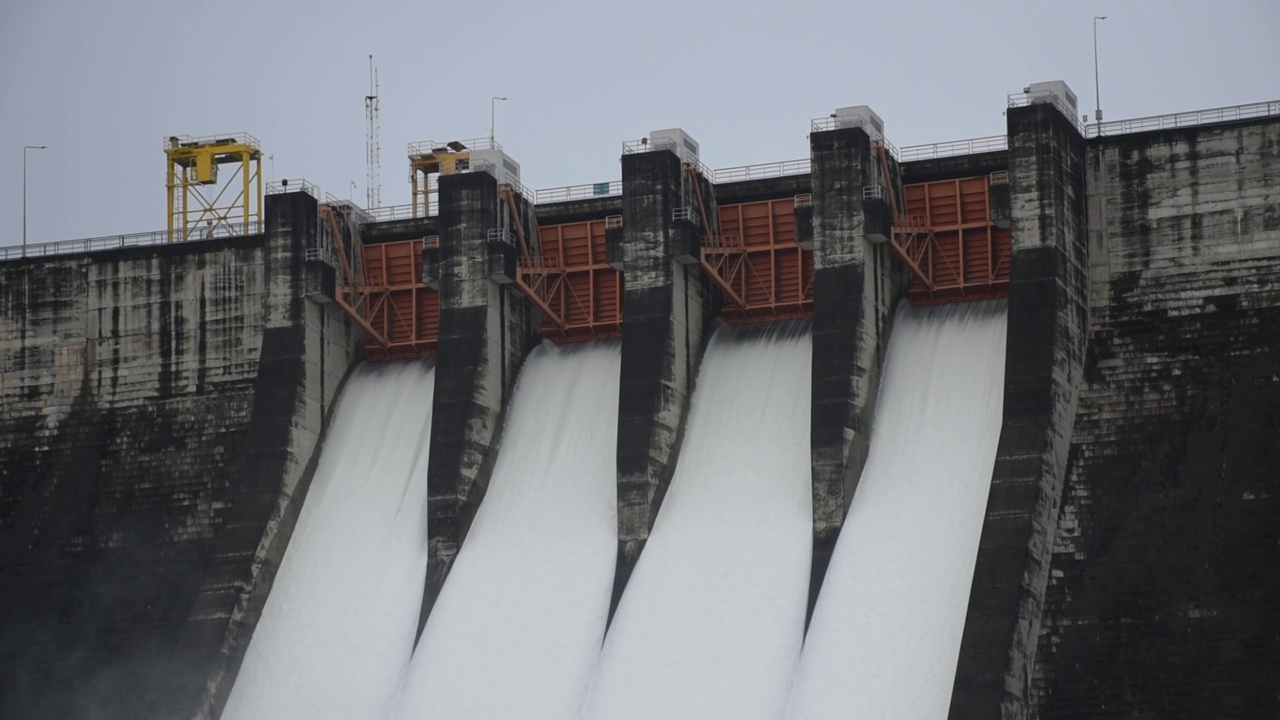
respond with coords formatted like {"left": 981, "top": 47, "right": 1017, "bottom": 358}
{"left": 899, "top": 176, "right": 1011, "bottom": 304}
{"left": 356, "top": 239, "right": 440, "bottom": 359}
{"left": 705, "top": 197, "right": 814, "bottom": 323}
{"left": 520, "top": 219, "right": 623, "bottom": 342}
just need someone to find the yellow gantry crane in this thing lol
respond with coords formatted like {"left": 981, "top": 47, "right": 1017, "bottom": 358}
{"left": 165, "top": 133, "right": 263, "bottom": 241}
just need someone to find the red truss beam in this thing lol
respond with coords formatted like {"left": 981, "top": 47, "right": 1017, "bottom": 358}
{"left": 518, "top": 219, "right": 622, "bottom": 342}
{"left": 706, "top": 198, "right": 814, "bottom": 323}
{"left": 322, "top": 204, "right": 438, "bottom": 359}
{"left": 872, "top": 144, "right": 1011, "bottom": 305}
{"left": 685, "top": 165, "right": 813, "bottom": 324}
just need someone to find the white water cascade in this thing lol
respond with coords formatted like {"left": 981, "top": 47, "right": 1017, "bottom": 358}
{"left": 222, "top": 361, "right": 436, "bottom": 720}
{"left": 582, "top": 323, "right": 813, "bottom": 720}
{"left": 785, "top": 300, "right": 1007, "bottom": 719}
{"left": 393, "top": 341, "right": 620, "bottom": 720}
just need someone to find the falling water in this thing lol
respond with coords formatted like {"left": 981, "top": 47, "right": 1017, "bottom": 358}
{"left": 393, "top": 341, "right": 620, "bottom": 720}
{"left": 582, "top": 322, "right": 812, "bottom": 720}
{"left": 785, "top": 300, "right": 1007, "bottom": 719}
{"left": 222, "top": 361, "right": 436, "bottom": 720}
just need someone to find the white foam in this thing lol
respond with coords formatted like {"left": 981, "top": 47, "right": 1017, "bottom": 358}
{"left": 393, "top": 341, "right": 620, "bottom": 720}
{"left": 223, "top": 361, "right": 436, "bottom": 720}
{"left": 583, "top": 324, "right": 813, "bottom": 720}
{"left": 785, "top": 301, "right": 1007, "bottom": 719}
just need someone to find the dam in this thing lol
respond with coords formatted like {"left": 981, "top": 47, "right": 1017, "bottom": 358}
{"left": 2, "top": 81, "right": 1279, "bottom": 719}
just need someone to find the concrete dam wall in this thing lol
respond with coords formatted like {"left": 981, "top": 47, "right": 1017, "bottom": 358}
{"left": 1, "top": 90, "right": 1277, "bottom": 719}
{"left": 0, "top": 192, "right": 360, "bottom": 718}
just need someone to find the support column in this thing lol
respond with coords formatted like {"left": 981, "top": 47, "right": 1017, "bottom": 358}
{"left": 948, "top": 89, "right": 1089, "bottom": 720}
{"left": 805, "top": 123, "right": 902, "bottom": 627}
{"left": 418, "top": 171, "right": 539, "bottom": 634}
{"left": 610, "top": 147, "right": 713, "bottom": 621}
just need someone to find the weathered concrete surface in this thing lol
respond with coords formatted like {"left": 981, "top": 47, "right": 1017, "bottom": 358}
{"left": 610, "top": 148, "right": 714, "bottom": 621}
{"left": 806, "top": 125, "right": 905, "bottom": 626}
{"left": 949, "top": 101, "right": 1090, "bottom": 720}
{"left": 419, "top": 171, "right": 539, "bottom": 633}
{"left": 713, "top": 173, "right": 811, "bottom": 205}
{"left": 1032, "top": 118, "right": 1280, "bottom": 718}
{"left": 0, "top": 191, "right": 359, "bottom": 720}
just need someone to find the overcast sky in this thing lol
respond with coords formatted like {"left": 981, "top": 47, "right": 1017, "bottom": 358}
{"left": 2, "top": 0, "right": 1278, "bottom": 247}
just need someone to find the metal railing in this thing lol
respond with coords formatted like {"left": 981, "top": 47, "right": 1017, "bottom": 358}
{"left": 500, "top": 179, "right": 533, "bottom": 200}
{"left": 1008, "top": 92, "right": 1088, "bottom": 135}
{"left": 408, "top": 137, "right": 501, "bottom": 157}
{"left": 267, "top": 178, "right": 321, "bottom": 198}
{"left": 487, "top": 227, "right": 515, "bottom": 245}
{"left": 623, "top": 137, "right": 680, "bottom": 155}
{"left": 811, "top": 117, "right": 897, "bottom": 160}
{"left": 713, "top": 158, "right": 811, "bottom": 183}
{"left": 2, "top": 220, "right": 264, "bottom": 261}
{"left": 364, "top": 203, "right": 423, "bottom": 222}
{"left": 809, "top": 116, "right": 840, "bottom": 133}
{"left": 673, "top": 207, "right": 699, "bottom": 224}
{"left": 1087, "top": 99, "right": 1280, "bottom": 138}
{"left": 899, "top": 135, "right": 1008, "bottom": 161}
{"left": 534, "top": 180, "right": 623, "bottom": 204}
{"left": 164, "top": 132, "right": 261, "bottom": 152}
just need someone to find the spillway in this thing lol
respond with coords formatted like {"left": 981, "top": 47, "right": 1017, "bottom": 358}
{"left": 393, "top": 342, "right": 620, "bottom": 720}
{"left": 785, "top": 301, "right": 1007, "bottom": 719}
{"left": 222, "top": 362, "right": 436, "bottom": 720}
{"left": 583, "top": 323, "right": 812, "bottom": 720}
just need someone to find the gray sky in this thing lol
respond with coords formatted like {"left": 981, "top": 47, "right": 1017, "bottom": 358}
{"left": 3, "top": 0, "right": 1278, "bottom": 247}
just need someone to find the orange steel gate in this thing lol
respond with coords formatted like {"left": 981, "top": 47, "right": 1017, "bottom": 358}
{"left": 705, "top": 198, "right": 814, "bottom": 323}
{"left": 518, "top": 219, "right": 622, "bottom": 342}
{"left": 354, "top": 239, "right": 440, "bottom": 359}
{"left": 898, "top": 176, "right": 1011, "bottom": 304}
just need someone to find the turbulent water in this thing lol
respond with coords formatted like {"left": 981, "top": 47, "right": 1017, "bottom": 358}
{"left": 582, "top": 323, "right": 813, "bottom": 720}
{"left": 393, "top": 341, "right": 620, "bottom": 720}
{"left": 222, "top": 362, "right": 436, "bottom": 720}
{"left": 785, "top": 301, "right": 1008, "bottom": 719}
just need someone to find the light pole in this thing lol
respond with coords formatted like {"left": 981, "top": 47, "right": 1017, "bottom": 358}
{"left": 23, "top": 145, "right": 48, "bottom": 255}
{"left": 491, "top": 96, "right": 508, "bottom": 145}
{"left": 1093, "top": 16, "right": 1107, "bottom": 123}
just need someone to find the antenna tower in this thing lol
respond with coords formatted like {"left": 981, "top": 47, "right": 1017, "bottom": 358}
{"left": 365, "top": 54, "right": 381, "bottom": 209}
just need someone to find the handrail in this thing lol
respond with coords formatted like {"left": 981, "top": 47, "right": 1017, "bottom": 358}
{"left": 1087, "top": 99, "right": 1280, "bottom": 138}
{"left": 407, "top": 137, "right": 501, "bottom": 156}
{"left": 2, "top": 221, "right": 264, "bottom": 261}
{"left": 364, "top": 203, "right": 423, "bottom": 222}
{"left": 164, "top": 132, "right": 261, "bottom": 151}
{"left": 1008, "top": 92, "right": 1088, "bottom": 135}
{"left": 534, "top": 180, "right": 622, "bottom": 204}
{"left": 623, "top": 137, "right": 679, "bottom": 155}
{"left": 899, "top": 135, "right": 1008, "bottom": 161}
{"left": 712, "top": 158, "right": 811, "bottom": 183}
{"left": 267, "top": 178, "right": 322, "bottom": 198}
{"left": 809, "top": 118, "right": 900, "bottom": 158}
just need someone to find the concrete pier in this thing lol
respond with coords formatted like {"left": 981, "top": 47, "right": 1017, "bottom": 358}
{"left": 419, "top": 170, "right": 540, "bottom": 633}
{"left": 610, "top": 143, "right": 715, "bottom": 620}
{"left": 805, "top": 121, "right": 903, "bottom": 625}
{"left": 949, "top": 95, "right": 1089, "bottom": 720}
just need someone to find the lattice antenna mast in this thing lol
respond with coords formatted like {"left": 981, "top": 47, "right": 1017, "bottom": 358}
{"left": 365, "top": 54, "right": 381, "bottom": 209}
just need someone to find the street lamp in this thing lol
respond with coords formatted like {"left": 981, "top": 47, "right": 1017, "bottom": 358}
{"left": 23, "top": 145, "right": 48, "bottom": 255}
{"left": 1093, "top": 16, "right": 1107, "bottom": 123}
{"left": 491, "top": 96, "right": 508, "bottom": 145}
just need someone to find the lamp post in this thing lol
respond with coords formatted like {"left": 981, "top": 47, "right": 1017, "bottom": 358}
{"left": 1093, "top": 16, "right": 1107, "bottom": 123}
{"left": 23, "top": 145, "right": 48, "bottom": 255}
{"left": 491, "top": 96, "right": 508, "bottom": 145}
